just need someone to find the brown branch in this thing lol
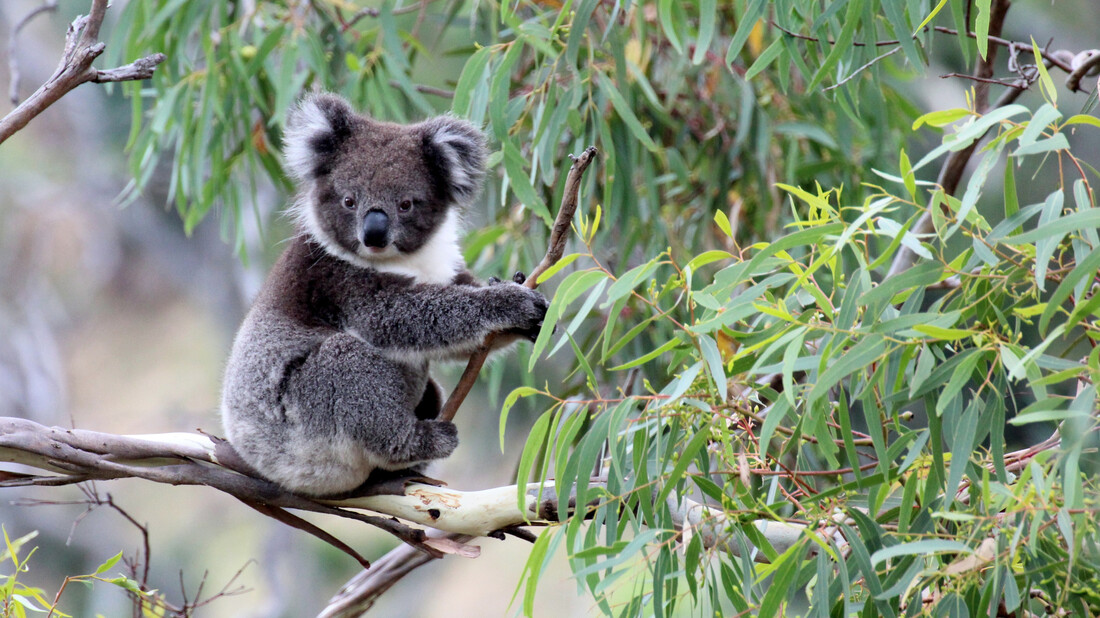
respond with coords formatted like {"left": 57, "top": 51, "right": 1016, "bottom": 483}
{"left": 319, "top": 532, "right": 475, "bottom": 618}
{"left": 1, "top": 416, "right": 812, "bottom": 617}
{"left": 0, "top": 417, "right": 436, "bottom": 565}
{"left": 1066, "top": 50, "right": 1100, "bottom": 92}
{"left": 938, "top": 72, "right": 1025, "bottom": 88}
{"left": 886, "top": 0, "right": 1022, "bottom": 280}
{"left": 438, "top": 146, "right": 599, "bottom": 422}
{"left": 0, "top": 0, "right": 166, "bottom": 145}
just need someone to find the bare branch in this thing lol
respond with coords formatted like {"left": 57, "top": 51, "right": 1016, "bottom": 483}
{"left": 7, "top": 0, "right": 60, "bottom": 104}
{"left": 438, "top": 146, "right": 599, "bottom": 422}
{"left": 1, "top": 415, "right": 821, "bottom": 618}
{"left": 0, "top": 0, "right": 166, "bottom": 144}
{"left": 1066, "top": 49, "right": 1100, "bottom": 92}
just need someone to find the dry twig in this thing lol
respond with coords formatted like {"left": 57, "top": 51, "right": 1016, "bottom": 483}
{"left": 0, "top": 0, "right": 166, "bottom": 144}
{"left": 438, "top": 146, "right": 599, "bottom": 422}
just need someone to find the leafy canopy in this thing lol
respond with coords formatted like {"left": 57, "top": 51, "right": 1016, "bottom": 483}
{"left": 111, "top": 1, "right": 1100, "bottom": 616}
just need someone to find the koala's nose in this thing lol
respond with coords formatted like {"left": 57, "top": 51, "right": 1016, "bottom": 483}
{"left": 361, "top": 210, "right": 389, "bottom": 248}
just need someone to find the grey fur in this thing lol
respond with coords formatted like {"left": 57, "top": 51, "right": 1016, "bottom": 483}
{"left": 221, "top": 93, "right": 548, "bottom": 496}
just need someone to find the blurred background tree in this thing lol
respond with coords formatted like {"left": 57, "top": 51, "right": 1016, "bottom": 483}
{"left": 1, "top": 0, "right": 1099, "bottom": 616}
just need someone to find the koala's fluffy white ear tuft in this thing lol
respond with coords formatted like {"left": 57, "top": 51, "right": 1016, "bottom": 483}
{"left": 421, "top": 117, "right": 487, "bottom": 207}
{"left": 283, "top": 94, "right": 356, "bottom": 180}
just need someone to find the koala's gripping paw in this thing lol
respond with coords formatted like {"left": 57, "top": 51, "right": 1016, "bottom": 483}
{"left": 489, "top": 282, "right": 549, "bottom": 341}
{"left": 415, "top": 419, "right": 459, "bottom": 460}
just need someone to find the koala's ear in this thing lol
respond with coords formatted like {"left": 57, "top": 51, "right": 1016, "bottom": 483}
{"left": 284, "top": 94, "right": 356, "bottom": 180}
{"left": 421, "top": 117, "right": 487, "bottom": 206}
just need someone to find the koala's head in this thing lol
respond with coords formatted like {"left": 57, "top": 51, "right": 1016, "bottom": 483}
{"left": 283, "top": 93, "right": 486, "bottom": 274}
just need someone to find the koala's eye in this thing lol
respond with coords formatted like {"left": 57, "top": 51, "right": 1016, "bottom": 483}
{"left": 398, "top": 199, "right": 414, "bottom": 212}
{"left": 342, "top": 196, "right": 356, "bottom": 210}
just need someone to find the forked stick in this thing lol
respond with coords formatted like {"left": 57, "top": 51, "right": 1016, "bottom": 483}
{"left": 439, "top": 146, "right": 598, "bottom": 422}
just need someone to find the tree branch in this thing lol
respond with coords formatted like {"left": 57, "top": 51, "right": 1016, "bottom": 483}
{"left": 0, "top": 416, "right": 821, "bottom": 617}
{"left": 7, "top": 0, "right": 60, "bottom": 104}
{"left": 886, "top": 0, "right": 1021, "bottom": 280}
{"left": 438, "top": 146, "right": 599, "bottom": 422}
{"left": 0, "top": 0, "right": 167, "bottom": 145}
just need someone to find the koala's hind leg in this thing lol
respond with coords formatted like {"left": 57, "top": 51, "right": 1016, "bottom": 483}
{"left": 282, "top": 333, "right": 458, "bottom": 481}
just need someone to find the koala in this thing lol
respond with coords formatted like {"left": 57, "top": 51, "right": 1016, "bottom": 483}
{"left": 221, "top": 93, "right": 549, "bottom": 497}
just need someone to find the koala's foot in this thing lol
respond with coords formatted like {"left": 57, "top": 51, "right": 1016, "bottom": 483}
{"left": 404, "top": 419, "right": 459, "bottom": 462}
{"left": 332, "top": 467, "right": 448, "bottom": 498}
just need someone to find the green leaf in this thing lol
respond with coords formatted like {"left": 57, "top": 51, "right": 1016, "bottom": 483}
{"left": 935, "top": 349, "right": 984, "bottom": 416}
{"left": 1013, "top": 133, "right": 1069, "bottom": 156}
{"left": 745, "top": 38, "right": 785, "bottom": 80}
{"left": 1031, "top": 37, "right": 1058, "bottom": 104}
{"left": 1003, "top": 208, "right": 1100, "bottom": 244}
{"left": 530, "top": 269, "right": 607, "bottom": 368}
{"left": 807, "top": 336, "right": 887, "bottom": 406}
{"left": 686, "top": 250, "right": 733, "bottom": 272}
{"left": 859, "top": 263, "right": 944, "bottom": 307}
{"left": 714, "top": 210, "right": 734, "bottom": 238}
{"left": 693, "top": 0, "right": 717, "bottom": 65}
{"left": 1064, "top": 114, "right": 1100, "bottom": 130}
{"left": 595, "top": 72, "right": 659, "bottom": 152}
{"left": 500, "top": 387, "right": 541, "bottom": 450}
{"left": 882, "top": 0, "right": 922, "bottom": 68}
{"left": 516, "top": 409, "right": 554, "bottom": 514}
{"left": 608, "top": 338, "right": 681, "bottom": 371}
{"left": 658, "top": 0, "right": 683, "bottom": 54}
{"left": 899, "top": 149, "right": 917, "bottom": 199}
{"left": 698, "top": 334, "right": 726, "bottom": 392}
{"left": 914, "top": 0, "right": 950, "bottom": 33}
{"left": 654, "top": 421, "right": 713, "bottom": 508}
{"left": 1039, "top": 244, "right": 1100, "bottom": 333}
{"left": 93, "top": 552, "right": 125, "bottom": 576}
{"left": 502, "top": 141, "right": 552, "bottom": 225}
{"left": 453, "top": 46, "right": 493, "bottom": 117}
{"left": 808, "top": 0, "right": 866, "bottom": 90}
{"left": 912, "top": 108, "right": 971, "bottom": 130}
{"left": 726, "top": 0, "right": 767, "bottom": 65}
{"left": 974, "top": 0, "right": 991, "bottom": 59}
{"left": 913, "top": 325, "right": 973, "bottom": 341}
{"left": 536, "top": 253, "right": 582, "bottom": 284}
{"left": 871, "top": 540, "right": 974, "bottom": 566}
{"left": 758, "top": 540, "right": 804, "bottom": 616}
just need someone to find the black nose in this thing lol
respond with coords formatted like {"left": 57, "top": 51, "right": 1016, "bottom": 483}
{"left": 361, "top": 210, "right": 389, "bottom": 248}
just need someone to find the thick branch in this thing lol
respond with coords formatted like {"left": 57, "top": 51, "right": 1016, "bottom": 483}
{"left": 0, "top": 0, "right": 166, "bottom": 144}
{"left": 438, "top": 146, "right": 599, "bottom": 422}
{"left": 0, "top": 416, "right": 818, "bottom": 618}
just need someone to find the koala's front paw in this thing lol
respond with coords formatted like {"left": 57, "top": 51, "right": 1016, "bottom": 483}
{"left": 416, "top": 420, "right": 459, "bottom": 460}
{"left": 490, "top": 282, "right": 549, "bottom": 341}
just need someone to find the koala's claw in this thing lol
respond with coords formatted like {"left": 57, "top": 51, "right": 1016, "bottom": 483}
{"left": 488, "top": 276, "right": 502, "bottom": 285}
{"left": 513, "top": 271, "right": 527, "bottom": 284}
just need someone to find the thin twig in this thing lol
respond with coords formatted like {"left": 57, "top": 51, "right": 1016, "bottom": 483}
{"left": 769, "top": 20, "right": 1074, "bottom": 74}
{"left": 7, "top": 0, "right": 60, "bottom": 104}
{"left": 438, "top": 146, "right": 599, "bottom": 422}
{"left": 939, "top": 72, "right": 1026, "bottom": 88}
{"left": 0, "top": 0, "right": 166, "bottom": 144}
{"left": 824, "top": 47, "right": 901, "bottom": 91}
